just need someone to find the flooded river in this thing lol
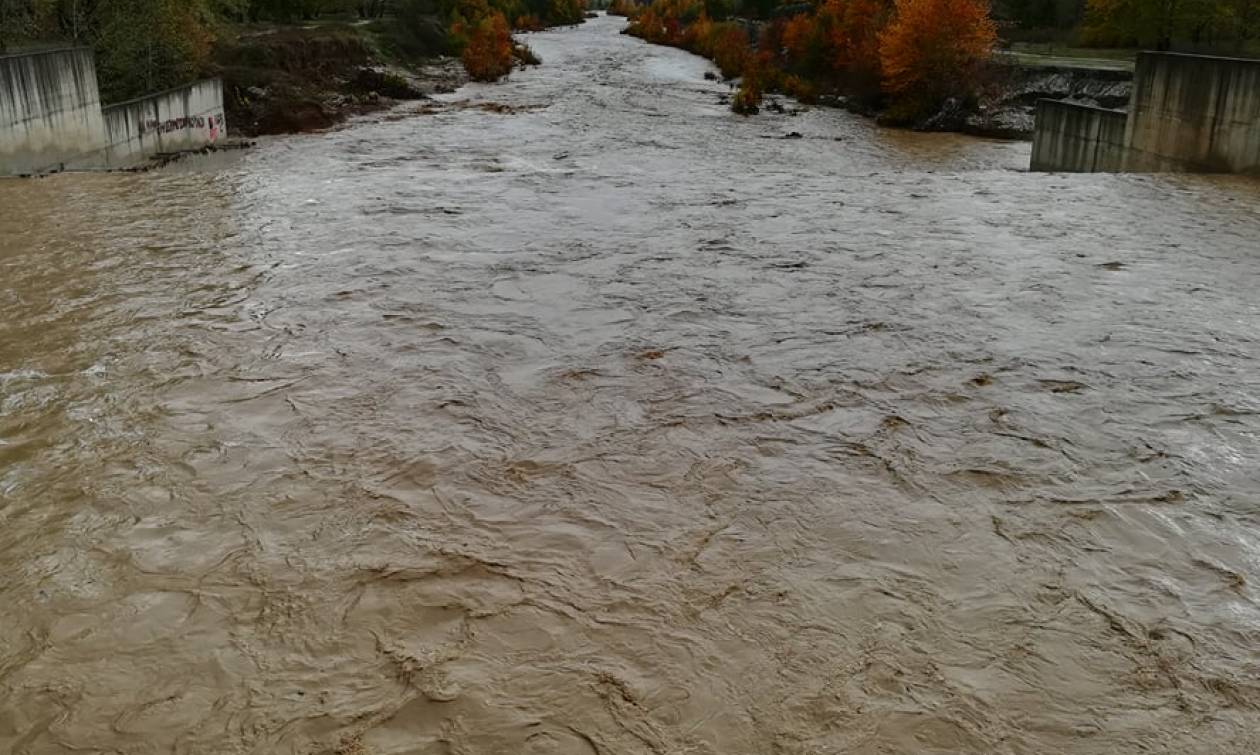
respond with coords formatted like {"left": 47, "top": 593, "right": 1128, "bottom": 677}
{"left": 3, "top": 14, "right": 1260, "bottom": 755}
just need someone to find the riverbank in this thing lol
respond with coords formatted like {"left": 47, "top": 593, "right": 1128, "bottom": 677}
{"left": 212, "top": 12, "right": 588, "bottom": 137}
{"left": 933, "top": 60, "right": 1132, "bottom": 138}
{"left": 1, "top": 2, "right": 587, "bottom": 140}
{"left": 797, "top": 60, "right": 1131, "bottom": 139}
{"left": 616, "top": 7, "right": 1130, "bottom": 139}
{"left": 213, "top": 23, "right": 468, "bottom": 137}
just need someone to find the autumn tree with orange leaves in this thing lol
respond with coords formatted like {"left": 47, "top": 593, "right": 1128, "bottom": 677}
{"left": 628, "top": 0, "right": 997, "bottom": 119}
{"left": 461, "top": 11, "right": 515, "bottom": 80}
{"left": 878, "top": 0, "right": 996, "bottom": 118}
{"left": 830, "top": 0, "right": 891, "bottom": 95}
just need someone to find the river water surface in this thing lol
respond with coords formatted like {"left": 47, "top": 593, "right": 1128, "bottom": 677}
{"left": 3, "top": 14, "right": 1260, "bottom": 755}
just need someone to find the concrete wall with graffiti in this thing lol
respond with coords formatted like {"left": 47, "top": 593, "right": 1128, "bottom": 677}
{"left": 101, "top": 79, "right": 226, "bottom": 168}
{"left": 0, "top": 48, "right": 225, "bottom": 176}
{"left": 0, "top": 49, "right": 107, "bottom": 177}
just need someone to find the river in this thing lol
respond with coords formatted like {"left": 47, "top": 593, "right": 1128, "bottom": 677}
{"left": 3, "top": 14, "right": 1260, "bottom": 755}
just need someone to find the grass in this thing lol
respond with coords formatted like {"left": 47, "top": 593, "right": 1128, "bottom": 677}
{"left": 1008, "top": 42, "right": 1139, "bottom": 60}
{"left": 1001, "top": 42, "right": 1137, "bottom": 72}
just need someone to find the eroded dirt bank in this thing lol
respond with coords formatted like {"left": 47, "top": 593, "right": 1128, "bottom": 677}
{"left": 214, "top": 24, "right": 468, "bottom": 136}
{"left": 2, "top": 14, "right": 1260, "bottom": 755}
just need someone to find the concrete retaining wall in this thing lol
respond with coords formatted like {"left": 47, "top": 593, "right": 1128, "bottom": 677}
{"left": 1123, "top": 52, "right": 1260, "bottom": 173}
{"left": 1031, "top": 100, "right": 1130, "bottom": 172}
{"left": 1031, "top": 51, "right": 1260, "bottom": 174}
{"left": 101, "top": 79, "right": 226, "bottom": 167}
{"left": 1, "top": 49, "right": 225, "bottom": 175}
{"left": 0, "top": 48, "right": 106, "bottom": 176}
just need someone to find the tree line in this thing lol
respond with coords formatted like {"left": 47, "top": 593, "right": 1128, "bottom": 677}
{"left": 615, "top": 0, "right": 1259, "bottom": 120}
{"left": 0, "top": 1, "right": 393, "bottom": 98}
{"left": 0, "top": 0, "right": 585, "bottom": 101}
{"left": 614, "top": 0, "right": 1260, "bottom": 57}
{"left": 912, "top": 0, "right": 1259, "bottom": 52}
{"left": 621, "top": 0, "right": 995, "bottom": 119}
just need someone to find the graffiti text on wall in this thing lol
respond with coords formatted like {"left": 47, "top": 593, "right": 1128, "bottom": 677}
{"left": 140, "top": 114, "right": 222, "bottom": 141}
{"left": 141, "top": 115, "right": 204, "bottom": 135}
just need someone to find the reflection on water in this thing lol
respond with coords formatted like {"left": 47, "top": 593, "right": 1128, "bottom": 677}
{"left": 3, "top": 14, "right": 1260, "bottom": 755}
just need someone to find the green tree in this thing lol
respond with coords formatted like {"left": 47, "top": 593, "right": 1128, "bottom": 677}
{"left": 1083, "top": 0, "right": 1227, "bottom": 48}
{"left": 91, "top": 0, "right": 217, "bottom": 99}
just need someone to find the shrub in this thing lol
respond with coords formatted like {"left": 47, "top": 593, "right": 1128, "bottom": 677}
{"left": 731, "top": 77, "right": 762, "bottom": 113}
{"left": 385, "top": 0, "right": 456, "bottom": 56}
{"left": 548, "top": 0, "right": 587, "bottom": 24}
{"left": 513, "top": 40, "right": 542, "bottom": 64}
{"left": 461, "top": 11, "right": 515, "bottom": 80}
{"left": 709, "top": 23, "right": 752, "bottom": 77}
{"left": 609, "top": 0, "right": 641, "bottom": 17}
{"left": 731, "top": 60, "right": 763, "bottom": 113}
{"left": 782, "top": 74, "right": 818, "bottom": 102}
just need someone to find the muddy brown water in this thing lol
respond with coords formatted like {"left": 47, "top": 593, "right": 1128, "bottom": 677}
{"left": 4, "top": 14, "right": 1260, "bottom": 755}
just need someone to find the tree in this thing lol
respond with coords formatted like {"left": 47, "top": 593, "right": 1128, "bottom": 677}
{"left": 0, "top": 0, "right": 66, "bottom": 51}
{"left": 828, "top": 0, "right": 891, "bottom": 93}
{"left": 0, "top": 0, "right": 34, "bottom": 51}
{"left": 878, "top": 0, "right": 995, "bottom": 114}
{"left": 93, "top": 0, "right": 217, "bottom": 99}
{"left": 1082, "top": 0, "right": 1244, "bottom": 49}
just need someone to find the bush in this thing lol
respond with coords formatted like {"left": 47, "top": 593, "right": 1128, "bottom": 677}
{"left": 513, "top": 40, "right": 542, "bottom": 64}
{"left": 461, "top": 11, "right": 514, "bottom": 80}
{"left": 782, "top": 74, "right": 817, "bottom": 103}
{"left": 709, "top": 23, "right": 752, "bottom": 78}
{"left": 381, "top": 0, "right": 455, "bottom": 57}
{"left": 731, "top": 63, "right": 762, "bottom": 113}
{"left": 609, "top": 0, "right": 641, "bottom": 15}
{"left": 350, "top": 68, "right": 424, "bottom": 98}
{"left": 548, "top": 0, "right": 587, "bottom": 24}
